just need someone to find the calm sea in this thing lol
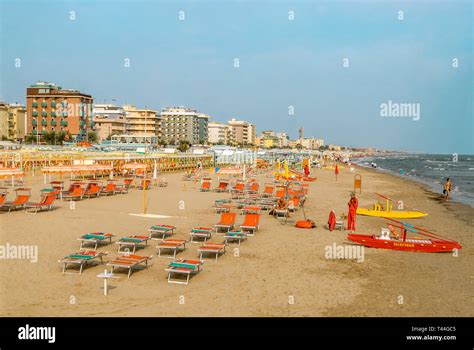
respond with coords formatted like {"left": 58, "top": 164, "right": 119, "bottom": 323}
{"left": 354, "top": 154, "right": 474, "bottom": 207}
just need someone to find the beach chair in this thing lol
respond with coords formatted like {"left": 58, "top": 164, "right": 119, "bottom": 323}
{"left": 0, "top": 187, "right": 8, "bottom": 209}
{"left": 200, "top": 180, "right": 211, "bottom": 192}
{"left": 85, "top": 181, "right": 101, "bottom": 198}
{"left": 246, "top": 182, "right": 259, "bottom": 194}
{"left": 223, "top": 230, "right": 248, "bottom": 246}
{"left": 213, "top": 203, "right": 235, "bottom": 214}
{"left": 261, "top": 184, "right": 274, "bottom": 198}
{"left": 165, "top": 259, "right": 203, "bottom": 285}
{"left": 100, "top": 181, "right": 117, "bottom": 196}
{"left": 148, "top": 224, "right": 176, "bottom": 240}
{"left": 275, "top": 188, "right": 285, "bottom": 199}
{"left": 214, "top": 212, "right": 236, "bottom": 233}
{"left": 189, "top": 227, "right": 213, "bottom": 243}
{"left": 62, "top": 186, "right": 85, "bottom": 201}
{"left": 1, "top": 188, "right": 31, "bottom": 212}
{"left": 241, "top": 205, "right": 261, "bottom": 215}
{"left": 198, "top": 242, "right": 226, "bottom": 262}
{"left": 108, "top": 254, "right": 152, "bottom": 278}
{"left": 116, "top": 235, "right": 149, "bottom": 253}
{"left": 25, "top": 194, "right": 56, "bottom": 213}
{"left": 240, "top": 213, "right": 260, "bottom": 234}
{"left": 61, "top": 182, "right": 83, "bottom": 196}
{"left": 78, "top": 232, "right": 115, "bottom": 249}
{"left": 156, "top": 239, "right": 187, "bottom": 258}
{"left": 59, "top": 250, "right": 107, "bottom": 274}
{"left": 214, "top": 180, "right": 229, "bottom": 193}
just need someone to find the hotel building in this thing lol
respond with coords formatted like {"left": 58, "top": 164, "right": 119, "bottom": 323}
{"left": 92, "top": 104, "right": 128, "bottom": 141}
{"left": 26, "top": 81, "right": 93, "bottom": 140}
{"left": 160, "top": 106, "right": 209, "bottom": 144}
{"left": 123, "top": 105, "right": 160, "bottom": 139}
{"left": 228, "top": 118, "right": 256, "bottom": 146}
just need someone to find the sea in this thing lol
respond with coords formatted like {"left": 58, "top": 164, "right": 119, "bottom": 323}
{"left": 353, "top": 154, "right": 474, "bottom": 208}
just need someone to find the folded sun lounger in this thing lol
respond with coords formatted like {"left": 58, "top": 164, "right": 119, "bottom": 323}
{"left": 165, "top": 259, "right": 203, "bottom": 285}
{"left": 223, "top": 230, "right": 248, "bottom": 246}
{"left": 198, "top": 242, "right": 226, "bottom": 262}
{"left": 116, "top": 235, "right": 150, "bottom": 253}
{"left": 78, "top": 232, "right": 115, "bottom": 249}
{"left": 156, "top": 239, "right": 187, "bottom": 258}
{"left": 189, "top": 227, "right": 213, "bottom": 243}
{"left": 107, "top": 254, "right": 152, "bottom": 278}
{"left": 148, "top": 224, "right": 176, "bottom": 240}
{"left": 59, "top": 250, "right": 107, "bottom": 274}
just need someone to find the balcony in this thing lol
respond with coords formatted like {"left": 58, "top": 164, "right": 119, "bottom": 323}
{"left": 60, "top": 120, "right": 68, "bottom": 127}
{"left": 41, "top": 102, "right": 48, "bottom": 107}
{"left": 51, "top": 111, "right": 56, "bottom": 117}
{"left": 32, "top": 119, "right": 37, "bottom": 127}
{"left": 51, "top": 102, "right": 56, "bottom": 107}
{"left": 41, "top": 111, "right": 47, "bottom": 117}
{"left": 32, "top": 111, "right": 38, "bottom": 117}
{"left": 51, "top": 120, "right": 57, "bottom": 126}
{"left": 41, "top": 119, "right": 47, "bottom": 126}
{"left": 32, "top": 102, "right": 38, "bottom": 107}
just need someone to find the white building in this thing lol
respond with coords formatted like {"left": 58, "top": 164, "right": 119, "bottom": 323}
{"left": 208, "top": 121, "right": 230, "bottom": 144}
{"left": 92, "top": 104, "right": 128, "bottom": 141}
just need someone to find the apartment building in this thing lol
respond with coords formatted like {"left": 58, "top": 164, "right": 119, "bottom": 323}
{"left": 208, "top": 121, "right": 231, "bottom": 144}
{"left": 160, "top": 106, "right": 209, "bottom": 144}
{"left": 123, "top": 105, "right": 160, "bottom": 139}
{"left": 92, "top": 104, "right": 128, "bottom": 141}
{"left": 26, "top": 81, "right": 93, "bottom": 140}
{"left": 228, "top": 118, "right": 256, "bottom": 146}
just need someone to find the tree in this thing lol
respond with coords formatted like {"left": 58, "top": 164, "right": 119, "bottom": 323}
{"left": 87, "top": 131, "right": 98, "bottom": 143}
{"left": 295, "top": 143, "right": 303, "bottom": 150}
{"left": 158, "top": 139, "right": 167, "bottom": 147}
{"left": 178, "top": 140, "right": 190, "bottom": 152}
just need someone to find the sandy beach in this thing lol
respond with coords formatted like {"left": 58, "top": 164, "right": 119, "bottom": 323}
{"left": 0, "top": 165, "right": 472, "bottom": 317}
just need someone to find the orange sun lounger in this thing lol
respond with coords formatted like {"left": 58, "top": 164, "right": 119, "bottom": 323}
{"left": 198, "top": 242, "right": 226, "bottom": 262}
{"left": 214, "top": 212, "right": 236, "bottom": 233}
{"left": 214, "top": 181, "right": 229, "bottom": 193}
{"left": 62, "top": 186, "right": 85, "bottom": 201}
{"left": 200, "top": 180, "right": 211, "bottom": 192}
{"left": 1, "top": 188, "right": 31, "bottom": 212}
{"left": 262, "top": 184, "right": 274, "bottom": 197}
{"left": 240, "top": 213, "right": 260, "bottom": 234}
{"left": 100, "top": 182, "right": 117, "bottom": 196}
{"left": 107, "top": 254, "right": 152, "bottom": 278}
{"left": 85, "top": 182, "right": 101, "bottom": 198}
{"left": 156, "top": 239, "right": 187, "bottom": 258}
{"left": 25, "top": 194, "right": 56, "bottom": 213}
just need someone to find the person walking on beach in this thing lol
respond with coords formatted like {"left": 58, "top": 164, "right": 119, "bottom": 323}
{"left": 197, "top": 160, "right": 202, "bottom": 173}
{"left": 443, "top": 178, "right": 453, "bottom": 200}
{"left": 347, "top": 192, "right": 358, "bottom": 232}
{"left": 304, "top": 163, "right": 310, "bottom": 177}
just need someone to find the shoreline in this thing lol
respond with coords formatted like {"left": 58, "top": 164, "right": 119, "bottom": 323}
{"left": 353, "top": 158, "right": 474, "bottom": 209}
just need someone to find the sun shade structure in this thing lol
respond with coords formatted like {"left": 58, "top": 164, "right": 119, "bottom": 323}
{"left": 0, "top": 167, "right": 25, "bottom": 178}
{"left": 41, "top": 164, "right": 113, "bottom": 175}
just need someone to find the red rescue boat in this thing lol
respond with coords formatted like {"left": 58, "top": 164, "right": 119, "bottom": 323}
{"left": 347, "top": 218, "right": 462, "bottom": 253}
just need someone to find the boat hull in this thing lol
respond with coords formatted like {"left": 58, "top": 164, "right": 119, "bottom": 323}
{"left": 356, "top": 208, "right": 428, "bottom": 219}
{"left": 347, "top": 234, "right": 462, "bottom": 253}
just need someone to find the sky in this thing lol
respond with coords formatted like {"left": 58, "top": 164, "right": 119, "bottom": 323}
{"left": 0, "top": 0, "right": 472, "bottom": 154}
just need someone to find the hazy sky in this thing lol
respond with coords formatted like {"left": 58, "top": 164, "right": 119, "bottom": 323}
{"left": 1, "top": 0, "right": 472, "bottom": 153}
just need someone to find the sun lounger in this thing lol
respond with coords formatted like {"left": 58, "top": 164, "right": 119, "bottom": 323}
{"left": 165, "top": 259, "right": 203, "bottom": 285}
{"left": 246, "top": 182, "right": 259, "bottom": 194}
{"left": 100, "top": 182, "right": 117, "bottom": 196}
{"left": 59, "top": 250, "right": 107, "bottom": 274}
{"left": 85, "top": 182, "right": 101, "bottom": 198}
{"left": 214, "top": 181, "right": 229, "bottom": 192}
{"left": 223, "top": 230, "right": 248, "bottom": 245}
{"left": 1, "top": 188, "right": 31, "bottom": 212}
{"left": 107, "top": 254, "right": 152, "bottom": 278}
{"left": 240, "top": 213, "right": 260, "bottom": 234}
{"left": 62, "top": 186, "right": 85, "bottom": 201}
{"left": 190, "top": 227, "right": 213, "bottom": 243}
{"left": 115, "top": 178, "right": 133, "bottom": 194}
{"left": 261, "top": 184, "right": 274, "bottom": 197}
{"left": 199, "top": 179, "right": 211, "bottom": 192}
{"left": 0, "top": 188, "right": 7, "bottom": 209}
{"left": 214, "top": 212, "right": 236, "bottom": 233}
{"left": 213, "top": 203, "right": 235, "bottom": 214}
{"left": 198, "top": 242, "right": 226, "bottom": 262}
{"left": 78, "top": 232, "right": 115, "bottom": 249}
{"left": 116, "top": 235, "right": 150, "bottom": 253}
{"left": 25, "top": 194, "right": 56, "bottom": 213}
{"left": 156, "top": 239, "right": 187, "bottom": 258}
{"left": 148, "top": 224, "right": 176, "bottom": 240}
{"left": 241, "top": 205, "right": 261, "bottom": 215}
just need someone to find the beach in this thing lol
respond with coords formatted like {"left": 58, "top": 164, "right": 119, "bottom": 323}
{"left": 0, "top": 165, "right": 472, "bottom": 317}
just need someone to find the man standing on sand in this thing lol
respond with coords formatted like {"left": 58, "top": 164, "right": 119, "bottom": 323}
{"left": 304, "top": 163, "right": 310, "bottom": 177}
{"left": 443, "top": 178, "right": 453, "bottom": 200}
{"left": 347, "top": 192, "right": 358, "bottom": 232}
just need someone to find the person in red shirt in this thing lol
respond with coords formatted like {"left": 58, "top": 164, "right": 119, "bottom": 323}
{"left": 304, "top": 164, "right": 310, "bottom": 177}
{"left": 347, "top": 192, "right": 358, "bottom": 232}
